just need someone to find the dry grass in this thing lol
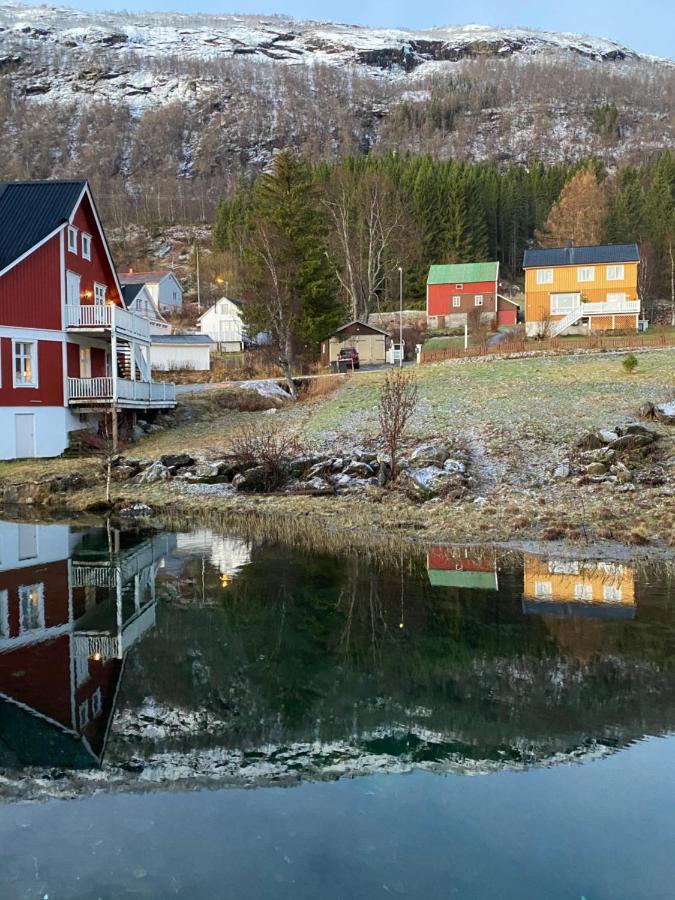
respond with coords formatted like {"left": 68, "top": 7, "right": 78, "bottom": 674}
{"left": 301, "top": 375, "right": 348, "bottom": 399}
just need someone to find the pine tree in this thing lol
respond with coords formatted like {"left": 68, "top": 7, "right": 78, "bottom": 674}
{"left": 243, "top": 151, "right": 339, "bottom": 391}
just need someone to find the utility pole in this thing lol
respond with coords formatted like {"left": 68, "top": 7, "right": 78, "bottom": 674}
{"left": 398, "top": 266, "right": 403, "bottom": 368}
{"left": 195, "top": 240, "right": 201, "bottom": 313}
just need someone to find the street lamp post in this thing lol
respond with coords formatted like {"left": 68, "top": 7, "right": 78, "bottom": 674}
{"left": 397, "top": 266, "right": 403, "bottom": 368}
{"left": 195, "top": 240, "right": 201, "bottom": 313}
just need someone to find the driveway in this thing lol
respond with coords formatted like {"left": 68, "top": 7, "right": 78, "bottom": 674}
{"left": 173, "top": 363, "right": 412, "bottom": 395}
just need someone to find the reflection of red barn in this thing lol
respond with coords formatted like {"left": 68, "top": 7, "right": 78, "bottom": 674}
{"left": 427, "top": 547, "right": 499, "bottom": 590}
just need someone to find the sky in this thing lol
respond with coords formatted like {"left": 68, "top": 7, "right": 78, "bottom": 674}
{"left": 58, "top": 0, "right": 675, "bottom": 58}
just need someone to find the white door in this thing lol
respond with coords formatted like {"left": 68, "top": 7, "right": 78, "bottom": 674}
{"left": 66, "top": 271, "right": 81, "bottom": 306}
{"left": 17, "top": 524, "right": 38, "bottom": 560}
{"left": 79, "top": 347, "right": 91, "bottom": 378}
{"left": 15, "top": 413, "right": 35, "bottom": 459}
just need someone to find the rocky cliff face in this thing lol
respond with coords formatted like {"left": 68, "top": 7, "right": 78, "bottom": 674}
{"left": 1, "top": 4, "right": 673, "bottom": 218}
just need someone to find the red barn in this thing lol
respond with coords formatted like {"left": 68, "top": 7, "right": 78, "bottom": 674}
{"left": 0, "top": 180, "right": 176, "bottom": 460}
{"left": 426, "top": 261, "right": 518, "bottom": 329}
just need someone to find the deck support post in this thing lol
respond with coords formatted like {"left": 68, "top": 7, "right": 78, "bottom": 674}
{"left": 111, "top": 408, "right": 118, "bottom": 451}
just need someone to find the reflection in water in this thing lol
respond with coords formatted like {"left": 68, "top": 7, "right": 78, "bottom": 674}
{"left": 427, "top": 546, "right": 499, "bottom": 590}
{"left": 523, "top": 554, "right": 636, "bottom": 619}
{"left": 1, "top": 525, "right": 674, "bottom": 898}
{"left": 0, "top": 522, "right": 673, "bottom": 784}
{"left": 0, "top": 521, "right": 173, "bottom": 767}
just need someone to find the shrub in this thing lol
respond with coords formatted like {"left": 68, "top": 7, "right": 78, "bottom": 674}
{"left": 228, "top": 424, "right": 303, "bottom": 491}
{"left": 377, "top": 369, "right": 418, "bottom": 480}
{"left": 622, "top": 353, "right": 639, "bottom": 374}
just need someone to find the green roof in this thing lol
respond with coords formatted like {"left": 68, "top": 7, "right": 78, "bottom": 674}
{"left": 427, "top": 262, "right": 499, "bottom": 285}
{"left": 428, "top": 569, "right": 499, "bottom": 590}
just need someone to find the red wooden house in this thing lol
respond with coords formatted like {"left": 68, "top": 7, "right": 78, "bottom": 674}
{"left": 426, "top": 261, "right": 518, "bottom": 329}
{"left": 0, "top": 180, "right": 176, "bottom": 460}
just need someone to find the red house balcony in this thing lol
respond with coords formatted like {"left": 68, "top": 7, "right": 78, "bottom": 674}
{"left": 67, "top": 376, "right": 176, "bottom": 408}
{"left": 64, "top": 303, "right": 150, "bottom": 343}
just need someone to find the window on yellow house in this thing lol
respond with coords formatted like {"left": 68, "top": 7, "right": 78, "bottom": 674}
{"left": 607, "top": 265, "right": 625, "bottom": 280}
{"left": 536, "top": 269, "right": 553, "bottom": 284}
{"left": 577, "top": 267, "right": 595, "bottom": 281}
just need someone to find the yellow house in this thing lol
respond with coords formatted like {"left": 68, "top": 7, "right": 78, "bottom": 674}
{"left": 523, "top": 554, "right": 636, "bottom": 619}
{"left": 522, "top": 243, "right": 641, "bottom": 338}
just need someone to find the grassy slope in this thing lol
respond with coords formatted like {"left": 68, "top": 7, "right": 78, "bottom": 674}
{"left": 1, "top": 352, "right": 673, "bottom": 549}
{"left": 302, "top": 352, "right": 674, "bottom": 471}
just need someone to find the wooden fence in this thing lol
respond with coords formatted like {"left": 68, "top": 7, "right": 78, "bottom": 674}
{"left": 420, "top": 334, "right": 675, "bottom": 364}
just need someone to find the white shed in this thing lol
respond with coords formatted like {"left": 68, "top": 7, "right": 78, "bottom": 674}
{"left": 198, "top": 296, "right": 247, "bottom": 351}
{"left": 151, "top": 334, "right": 214, "bottom": 371}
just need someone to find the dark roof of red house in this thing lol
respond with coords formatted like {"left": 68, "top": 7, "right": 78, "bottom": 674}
{"left": 0, "top": 180, "right": 86, "bottom": 272}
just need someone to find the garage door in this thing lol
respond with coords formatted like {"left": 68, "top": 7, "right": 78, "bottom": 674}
{"left": 497, "top": 309, "right": 517, "bottom": 326}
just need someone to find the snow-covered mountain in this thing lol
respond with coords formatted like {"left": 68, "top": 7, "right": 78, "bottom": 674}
{"left": 1, "top": 4, "right": 673, "bottom": 211}
{"left": 0, "top": 2, "right": 668, "bottom": 110}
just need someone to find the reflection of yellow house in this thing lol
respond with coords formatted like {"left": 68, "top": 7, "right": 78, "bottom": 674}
{"left": 523, "top": 555, "right": 635, "bottom": 619}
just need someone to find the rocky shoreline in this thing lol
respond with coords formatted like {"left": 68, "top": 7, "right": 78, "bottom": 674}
{"left": 0, "top": 400, "right": 673, "bottom": 556}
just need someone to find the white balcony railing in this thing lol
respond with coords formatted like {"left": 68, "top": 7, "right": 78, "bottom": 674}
{"left": 64, "top": 304, "right": 150, "bottom": 341}
{"left": 67, "top": 377, "right": 176, "bottom": 404}
{"left": 68, "top": 376, "right": 113, "bottom": 400}
{"left": 579, "top": 299, "right": 640, "bottom": 315}
{"left": 71, "top": 564, "right": 117, "bottom": 588}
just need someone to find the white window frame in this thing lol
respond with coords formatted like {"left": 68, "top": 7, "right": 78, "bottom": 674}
{"left": 455, "top": 283, "right": 463, "bottom": 290}
{"left": 81, "top": 233, "right": 92, "bottom": 261}
{"left": 74, "top": 655, "right": 90, "bottom": 688}
{"left": 603, "top": 585, "right": 622, "bottom": 603}
{"left": 606, "top": 292, "right": 627, "bottom": 305}
{"left": 94, "top": 282, "right": 107, "bottom": 305}
{"left": 607, "top": 264, "right": 624, "bottom": 281}
{"left": 67, "top": 226, "right": 78, "bottom": 254}
{"left": 474, "top": 295, "right": 484, "bottom": 307}
{"left": 534, "top": 580, "right": 552, "bottom": 599}
{"left": 536, "top": 269, "right": 554, "bottom": 285}
{"left": 452, "top": 296, "right": 461, "bottom": 307}
{"left": 550, "top": 293, "right": 580, "bottom": 315}
{"left": 577, "top": 266, "right": 595, "bottom": 282}
{"left": 12, "top": 339, "right": 38, "bottom": 388}
{"left": 574, "top": 583, "right": 593, "bottom": 602}
{"left": 18, "top": 583, "right": 45, "bottom": 633}
{"left": 79, "top": 700, "right": 89, "bottom": 729}
{"left": 0, "top": 590, "right": 8, "bottom": 639}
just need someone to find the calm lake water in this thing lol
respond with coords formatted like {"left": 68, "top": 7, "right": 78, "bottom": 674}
{"left": 0, "top": 519, "right": 674, "bottom": 898}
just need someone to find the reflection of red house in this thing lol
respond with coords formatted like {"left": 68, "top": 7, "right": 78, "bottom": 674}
{"left": 427, "top": 547, "right": 499, "bottom": 590}
{"left": 0, "top": 522, "right": 169, "bottom": 767}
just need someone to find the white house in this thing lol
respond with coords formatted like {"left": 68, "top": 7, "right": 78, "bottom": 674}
{"left": 121, "top": 283, "right": 172, "bottom": 334}
{"left": 150, "top": 333, "right": 214, "bottom": 371}
{"left": 119, "top": 270, "right": 183, "bottom": 312}
{"left": 198, "top": 296, "right": 247, "bottom": 352}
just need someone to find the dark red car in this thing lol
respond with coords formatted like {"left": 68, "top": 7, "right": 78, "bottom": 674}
{"left": 338, "top": 347, "right": 360, "bottom": 369}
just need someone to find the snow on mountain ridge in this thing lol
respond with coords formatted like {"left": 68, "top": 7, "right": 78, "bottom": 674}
{"left": 0, "top": 2, "right": 652, "bottom": 71}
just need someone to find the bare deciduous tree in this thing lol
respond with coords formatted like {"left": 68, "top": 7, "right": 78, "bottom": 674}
{"left": 377, "top": 369, "right": 418, "bottom": 481}
{"left": 324, "top": 169, "right": 411, "bottom": 322}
